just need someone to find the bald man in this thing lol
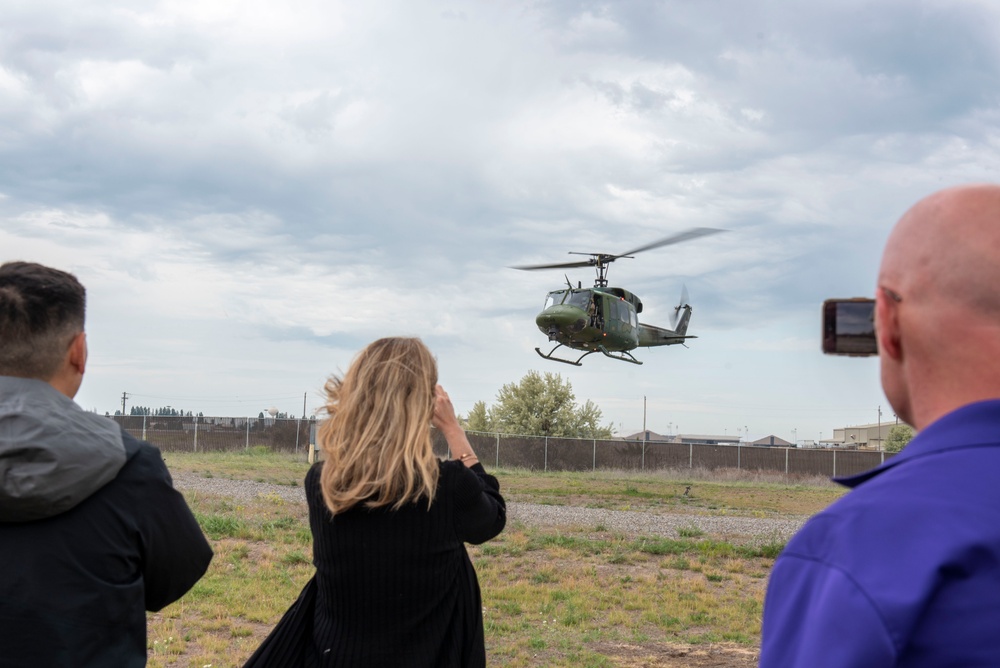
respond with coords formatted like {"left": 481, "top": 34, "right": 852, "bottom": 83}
{"left": 759, "top": 185, "right": 1000, "bottom": 667}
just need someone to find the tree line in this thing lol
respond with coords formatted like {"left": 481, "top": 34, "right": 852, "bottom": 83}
{"left": 120, "top": 406, "right": 202, "bottom": 417}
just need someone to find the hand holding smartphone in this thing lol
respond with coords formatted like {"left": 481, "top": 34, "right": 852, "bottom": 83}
{"left": 822, "top": 298, "right": 877, "bottom": 356}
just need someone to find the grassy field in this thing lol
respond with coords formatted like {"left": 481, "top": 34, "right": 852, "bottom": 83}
{"left": 149, "top": 451, "right": 846, "bottom": 667}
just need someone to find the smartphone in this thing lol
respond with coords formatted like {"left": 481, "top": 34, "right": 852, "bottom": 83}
{"left": 822, "top": 298, "right": 877, "bottom": 356}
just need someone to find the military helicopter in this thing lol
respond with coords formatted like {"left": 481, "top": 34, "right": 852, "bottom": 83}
{"left": 512, "top": 227, "right": 724, "bottom": 365}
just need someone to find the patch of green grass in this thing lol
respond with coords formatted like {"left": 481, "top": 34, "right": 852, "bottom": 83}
{"left": 196, "top": 513, "right": 247, "bottom": 540}
{"left": 678, "top": 525, "right": 705, "bottom": 538}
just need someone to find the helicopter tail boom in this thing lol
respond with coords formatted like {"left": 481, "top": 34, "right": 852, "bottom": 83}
{"left": 637, "top": 317, "right": 697, "bottom": 348}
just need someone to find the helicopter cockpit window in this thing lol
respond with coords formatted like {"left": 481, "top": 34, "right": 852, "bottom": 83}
{"left": 567, "top": 291, "right": 592, "bottom": 310}
{"left": 543, "top": 291, "right": 565, "bottom": 310}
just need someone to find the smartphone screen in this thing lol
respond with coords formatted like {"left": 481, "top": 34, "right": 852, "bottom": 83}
{"left": 822, "top": 299, "right": 877, "bottom": 356}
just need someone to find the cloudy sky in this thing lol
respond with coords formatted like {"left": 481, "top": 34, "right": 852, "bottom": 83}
{"left": 4, "top": 0, "right": 999, "bottom": 442}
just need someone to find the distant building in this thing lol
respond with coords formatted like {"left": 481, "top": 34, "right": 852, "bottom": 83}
{"left": 621, "top": 430, "right": 673, "bottom": 442}
{"left": 832, "top": 421, "right": 910, "bottom": 449}
{"left": 752, "top": 435, "right": 793, "bottom": 447}
{"left": 621, "top": 431, "right": 740, "bottom": 446}
{"left": 677, "top": 434, "right": 740, "bottom": 446}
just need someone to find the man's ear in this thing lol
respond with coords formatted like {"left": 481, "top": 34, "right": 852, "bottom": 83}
{"left": 876, "top": 295, "right": 902, "bottom": 361}
{"left": 48, "top": 331, "right": 88, "bottom": 399}
{"left": 68, "top": 331, "right": 87, "bottom": 376}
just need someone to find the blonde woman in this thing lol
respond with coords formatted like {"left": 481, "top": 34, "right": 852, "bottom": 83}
{"left": 246, "top": 337, "right": 505, "bottom": 667}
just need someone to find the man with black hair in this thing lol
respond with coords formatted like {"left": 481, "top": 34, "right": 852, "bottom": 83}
{"left": 0, "top": 261, "right": 212, "bottom": 667}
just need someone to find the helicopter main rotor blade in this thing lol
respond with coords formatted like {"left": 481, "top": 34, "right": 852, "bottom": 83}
{"left": 612, "top": 227, "right": 725, "bottom": 260}
{"left": 511, "top": 259, "right": 596, "bottom": 271}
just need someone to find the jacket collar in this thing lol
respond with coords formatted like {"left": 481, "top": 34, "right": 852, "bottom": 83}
{"left": 835, "top": 399, "right": 1000, "bottom": 489}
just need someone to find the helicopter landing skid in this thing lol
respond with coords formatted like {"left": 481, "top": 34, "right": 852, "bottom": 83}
{"left": 534, "top": 344, "right": 643, "bottom": 366}
{"left": 535, "top": 345, "right": 595, "bottom": 366}
{"left": 597, "top": 345, "right": 643, "bottom": 365}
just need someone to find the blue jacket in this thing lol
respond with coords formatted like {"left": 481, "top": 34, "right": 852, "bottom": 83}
{"left": 760, "top": 400, "right": 1000, "bottom": 667}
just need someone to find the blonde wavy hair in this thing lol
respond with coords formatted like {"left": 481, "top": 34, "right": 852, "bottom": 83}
{"left": 318, "top": 337, "right": 440, "bottom": 514}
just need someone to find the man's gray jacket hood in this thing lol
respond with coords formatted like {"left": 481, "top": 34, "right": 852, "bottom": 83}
{"left": 0, "top": 376, "right": 126, "bottom": 522}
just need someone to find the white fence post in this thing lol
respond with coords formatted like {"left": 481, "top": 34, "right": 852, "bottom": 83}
{"left": 246, "top": 419, "right": 250, "bottom": 450}
{"left": 193, "top": 416, "right": 198, "bottom": 452}
{"left": 593, "top": 439, "right": 596, "bottom": 471}
{"left": 689, "top": 442, "right": 693, "bottom": 469}
{"left": 785, "top": 447, "right": 789, "bottom": 475}
{"left": 141, "top": 414, "right": 147, "bottom": 441}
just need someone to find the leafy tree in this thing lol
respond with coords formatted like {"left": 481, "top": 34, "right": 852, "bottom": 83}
{"left": 465, "top": 400, "right": 492, "bottom": 432}
{"left": 475, "top": 371, "right": 614, "bottom": 438}
{"left": 885, "top": 424, "right": 914, "bottom": 453}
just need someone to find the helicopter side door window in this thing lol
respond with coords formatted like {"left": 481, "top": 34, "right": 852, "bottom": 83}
{"left": 613, "top": 300, "right": 626, "bottom": 330}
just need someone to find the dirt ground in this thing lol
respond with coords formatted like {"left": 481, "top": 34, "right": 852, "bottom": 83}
{"left": 594, "top": 641, "right": 758, "bottom": 667}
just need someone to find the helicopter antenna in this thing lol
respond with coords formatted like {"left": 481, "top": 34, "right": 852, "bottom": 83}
{"left": 564, "top": 274, "right": 573, "bottom": 289}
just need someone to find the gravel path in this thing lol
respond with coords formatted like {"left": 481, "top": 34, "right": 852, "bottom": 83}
{"left": 173, "top": 472, "right": 807, "bottom": 544}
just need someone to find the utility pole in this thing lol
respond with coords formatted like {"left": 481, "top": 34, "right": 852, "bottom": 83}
{"left": 642, "top": 396, "right": 646, "bottom": 436}
{"left": 878, "top": 405, "right": 883, "bottom": 451}
{"left": 121, "top": 391, "right": 129, "bottom": 416}
{"left": 302, "top": 392, "right": 307, "bottom": 419}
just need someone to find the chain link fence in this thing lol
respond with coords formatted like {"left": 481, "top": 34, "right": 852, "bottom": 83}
{"left": 454, "top": 432, "right": 892, "bottom": 478}
{"left": 114, "top": 415, "right": 892, "bottom": 478}
{"left": 111, "top": 415, "right": 314, "bottom": 453}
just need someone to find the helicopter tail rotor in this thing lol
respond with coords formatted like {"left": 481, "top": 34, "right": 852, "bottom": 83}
{"left": 671, "top": 285, "right": 690, "bottom": 330}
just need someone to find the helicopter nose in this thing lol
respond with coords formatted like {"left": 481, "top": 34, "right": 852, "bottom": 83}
{"left": 536, "top": 305, "right": 587, "bottom": 334}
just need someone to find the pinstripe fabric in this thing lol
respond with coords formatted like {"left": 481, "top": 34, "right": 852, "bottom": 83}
{"left": 304, "top": 459, "right": 505, "bottom": 667}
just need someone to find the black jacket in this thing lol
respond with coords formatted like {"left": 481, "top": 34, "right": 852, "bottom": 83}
{"left": 302, "top": 459, "right": 505, "bottom": 667}
{"left": 0, "top": 377, "right": 213, "bottom": 667}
